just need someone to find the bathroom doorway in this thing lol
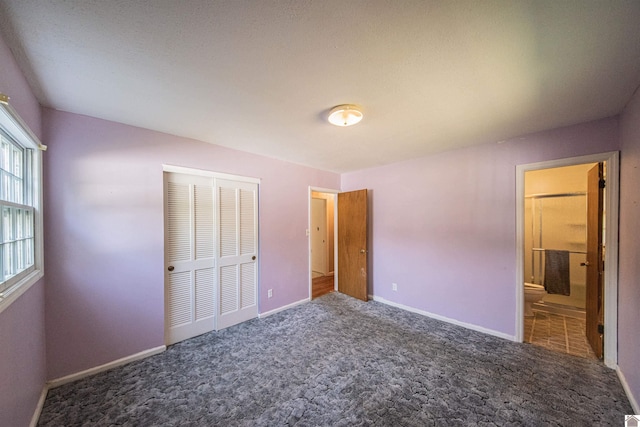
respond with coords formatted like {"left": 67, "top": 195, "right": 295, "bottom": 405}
{"left": 523, "top": 163, "right": 599, "bottom": 359}
{"left": 516, "top": 152, "right": 619, "bottom": 368}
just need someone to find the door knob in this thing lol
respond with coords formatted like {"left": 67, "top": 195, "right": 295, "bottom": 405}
{"left": 360, "top": 249, "right": 366, "bottom": 254}
{"left": 580, "top": 262, "right": 590, "bottom": 266}
{"left": 252, "top": 256, "right": 256, "bottom": 260}
{"left": 168, "top": 266, "right": 174, "bottom": 271}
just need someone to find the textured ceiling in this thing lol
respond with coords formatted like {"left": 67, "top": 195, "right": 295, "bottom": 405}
{"left": 1, "top": 0, "right": 639, "bottom": 173}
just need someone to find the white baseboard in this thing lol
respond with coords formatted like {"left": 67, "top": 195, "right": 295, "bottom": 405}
{"left": 617, "top": 366, "right": 640, "bottom": 414}
{"left": 259, "top": 298, "right": 309, "bottom": 318}
{"left": 29, "top": 384, "right": 49, "bottom": 427}
{"left": 371, "top": 295, "right": 516, "bottom": 341}
{"left": 47, "top": 345, "right": 166, "bottom": 389}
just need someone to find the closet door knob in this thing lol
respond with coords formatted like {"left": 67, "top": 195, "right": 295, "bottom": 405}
{"left": 580, "top": 262, "right": 590, "bottom": 267}
{"left": 252, "top": 256, "right": 256, "bottom": 260}
{"left": 168, "top": 266, "right": 175, "bottom": 271}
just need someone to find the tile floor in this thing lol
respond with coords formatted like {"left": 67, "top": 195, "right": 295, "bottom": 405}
{"left": 524, "top": 310, "right": 597, "bottom": 360}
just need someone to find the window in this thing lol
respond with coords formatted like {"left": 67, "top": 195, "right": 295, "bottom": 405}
{"left": 0, "top": 131, "right": 35, "bottom": 290}
{"left": 0, "top": 95, "right": 44, "bottom": 311}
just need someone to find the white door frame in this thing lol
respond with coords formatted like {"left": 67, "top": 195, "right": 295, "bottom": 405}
{"left": 308, "top": 186, "right": 339, "bottom": 299}
{"left": 163, "top": 164, "right": 260, "bottom": 341}
{"left": 515, "top": 151, "right": 619, "bottom": 368}
{"left": 311, "top": 198, "right": 328, "bottom": 275}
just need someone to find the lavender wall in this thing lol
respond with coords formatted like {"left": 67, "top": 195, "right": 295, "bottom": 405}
{"left": 0, "top": 33, "right": 46, "bottom": 426}
{"left": 0, "top": 283, "right": 46, "bottom": 425}
{"left": 341, "top": 118, "right": 619, "bottom": 336}
{"left": 619, "top": 88, "right": 640, "bottom": 410}
{"left": 0, "top": 38, "right": 41, "bottom": 136}
{"left": 42, "top": 109, "right": 339, "bottom": 380}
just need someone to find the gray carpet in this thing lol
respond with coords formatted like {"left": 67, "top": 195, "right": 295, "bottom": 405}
{"left": 38, "top": 293, "right": 632, "bottom": 426}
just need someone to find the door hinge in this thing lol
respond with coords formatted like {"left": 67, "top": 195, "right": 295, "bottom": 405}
{"left": 598, "top": 324, "right": 604, "bottom": 335}
{"left": 599, "top": 178, "right": 606, "bottom": 189}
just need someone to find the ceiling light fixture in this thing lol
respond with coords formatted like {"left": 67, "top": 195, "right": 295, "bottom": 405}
{"left": 328, "top": 104, "right": 363, "bottom": 127}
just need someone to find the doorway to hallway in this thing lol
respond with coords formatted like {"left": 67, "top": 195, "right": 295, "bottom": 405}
{"left": 310, "top": 190, "right": 335, "bottom": 299}
{"left": 308, "top": 187, "right": 370, "bottom": 302}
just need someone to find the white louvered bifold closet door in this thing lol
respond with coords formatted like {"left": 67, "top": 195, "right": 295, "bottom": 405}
{"left": 216, "top": 179, "right": 258, "bottom": 330}
{"left": 165, "top": 172, "right": 216, "bottom": 345}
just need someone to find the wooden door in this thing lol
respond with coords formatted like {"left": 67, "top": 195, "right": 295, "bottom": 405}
{"left": 337, "top": 189, "right": 368, "bottom": 301}
{"left": 216, "top": 179, "right": 259, "bottom": 330}
{"left": 586, "top": 163, "right": 604, "bottom": 358}
{"left": 164, "top": 172, "right": 216, "bottom": 345}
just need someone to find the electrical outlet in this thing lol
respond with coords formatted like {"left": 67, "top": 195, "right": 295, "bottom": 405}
{"left": 268, "top": 289, "right": 273, "bottom": 298}
{"left": 392, "top": 283, "right": 397, "bottom": 291}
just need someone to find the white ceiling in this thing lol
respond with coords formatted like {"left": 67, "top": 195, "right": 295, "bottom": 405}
{"left": 1, "top": 1, "right": 639, "bottom": 173}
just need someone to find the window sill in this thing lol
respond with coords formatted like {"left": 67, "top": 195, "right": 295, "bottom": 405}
{"left": 0, "top": 269, "right": 44, "bottom": 315}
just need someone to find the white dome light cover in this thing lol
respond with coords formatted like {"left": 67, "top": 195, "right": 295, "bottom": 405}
{"left": 328, "top": 104, "right": 363, "bottom": 127}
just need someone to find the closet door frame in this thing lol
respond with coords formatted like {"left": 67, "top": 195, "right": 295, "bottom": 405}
{"left": 163, "top": 164, "right": 260, "bottom": 343}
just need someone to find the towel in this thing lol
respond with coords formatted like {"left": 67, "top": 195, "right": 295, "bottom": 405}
{"left": 544, "top": 250, "right": 571, "bottom": 296}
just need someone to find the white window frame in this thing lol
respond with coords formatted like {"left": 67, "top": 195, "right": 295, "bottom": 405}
{"left": 0, "top": 95, "right": 44, "bottom": 314}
